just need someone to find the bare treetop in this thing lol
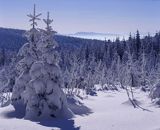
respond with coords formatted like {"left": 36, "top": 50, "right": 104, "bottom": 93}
{"left": 27, "top": 4, "right": 41, "bottom": 29}
{"left": 43, "top": 12, "right": 53, "bottom": 32}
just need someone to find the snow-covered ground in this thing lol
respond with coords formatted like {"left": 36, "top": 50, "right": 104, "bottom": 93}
{"left": 0, "top": 89, "right": 160, "bottom": 130}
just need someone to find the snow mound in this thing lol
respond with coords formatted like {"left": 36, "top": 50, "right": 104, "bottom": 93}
{"left": 122, "top": 99, "right": 142, "bottom": 106}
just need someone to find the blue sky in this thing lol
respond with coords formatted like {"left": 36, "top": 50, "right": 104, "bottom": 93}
{"left": 0, "top": 0, "right": 160, "bottom": 35}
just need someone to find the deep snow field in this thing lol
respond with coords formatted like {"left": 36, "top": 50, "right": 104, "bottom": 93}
{"left": 0, "top": 89, "right": 160, "bottom": 130}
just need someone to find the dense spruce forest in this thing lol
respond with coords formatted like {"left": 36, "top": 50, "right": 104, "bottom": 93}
{"left": 1, "top": 27, "right": 160, "bottom": 98}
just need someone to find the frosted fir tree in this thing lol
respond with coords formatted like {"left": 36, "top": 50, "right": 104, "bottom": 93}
{"left": 11, "top": 4, "right": 41, "bottom": 115}
{"left": 24, "top": 12, "right": 72, "bottom": 119}
{"left": 12, "top": 5, "right": 72, "bottom": 119}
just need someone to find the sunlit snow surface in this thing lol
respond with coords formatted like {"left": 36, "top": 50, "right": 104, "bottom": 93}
{"left": 0, "top": 89, "right": 160, "bottom": 130}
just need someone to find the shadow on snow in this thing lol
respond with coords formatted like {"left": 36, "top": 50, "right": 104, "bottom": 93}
{"left": 38, "top": 119, "right": 80, "bottom": 130}
{"left": 1, "top": 97, "right": 92, "bottom": 130}
{"left": 67, "top": 96, "right": 93, "bottom": 116}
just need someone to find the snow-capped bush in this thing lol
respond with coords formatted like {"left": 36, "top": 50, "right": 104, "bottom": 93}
{"left": 150, "top": 83, "right": 160, "bottom": 105}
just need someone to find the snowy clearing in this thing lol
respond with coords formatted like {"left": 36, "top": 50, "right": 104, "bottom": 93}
{"left": 0, "top": 89, "right": 160, "bottom": 130}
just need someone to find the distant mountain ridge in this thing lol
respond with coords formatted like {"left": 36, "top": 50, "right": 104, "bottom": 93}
{"left": 67, "top": 32, "right": 125, "bottom": 41}
{"left": 72, "top": 32, "right": 120, "bottom": 36}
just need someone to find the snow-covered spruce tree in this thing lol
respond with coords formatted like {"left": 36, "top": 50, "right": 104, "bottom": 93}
{"left": 63, "top": 54, "right": 86, "bottom": 96}
{"left": 27, "top": 12, "right": 73, "bottom": 119}
{"left": 149, "top": 58, "right": 160, "bottom": 105}
{"left": 12, "top": 5, "right": 72, "bottom": 119}
{"left": 11, "top": 4, "right": 41, "bottom": 114}
{"left": 150, "top": 83, "right": 160, "bottom": 105}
